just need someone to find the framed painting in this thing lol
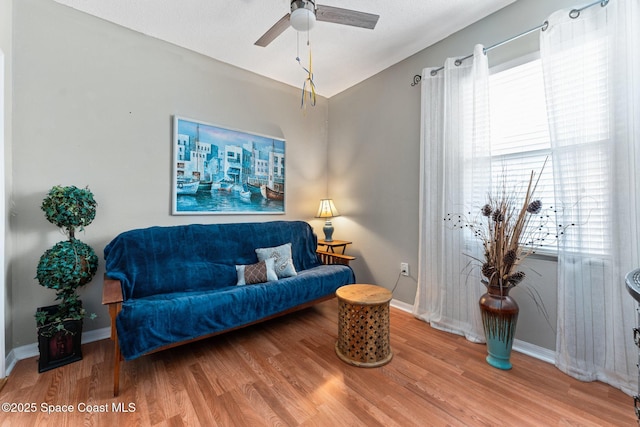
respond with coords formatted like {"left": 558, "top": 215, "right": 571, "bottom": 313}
{"left": 172, "top": 116, "right": 286, "bottom": 215}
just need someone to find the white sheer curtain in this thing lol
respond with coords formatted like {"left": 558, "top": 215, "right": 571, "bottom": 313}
{"left": 413, "top": 45, "right": 491, "bottom": 342}
{"left": 541, "top": 0, "right": 640, "bottom": 394}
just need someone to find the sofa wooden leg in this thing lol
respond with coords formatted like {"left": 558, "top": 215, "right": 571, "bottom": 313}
{"left": 105, "top": 298, "right": 123, "bottom": 396}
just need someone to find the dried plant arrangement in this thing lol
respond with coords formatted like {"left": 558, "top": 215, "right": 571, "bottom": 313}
{"left": 445, "top": 159, "right": 574, "bottom": 292}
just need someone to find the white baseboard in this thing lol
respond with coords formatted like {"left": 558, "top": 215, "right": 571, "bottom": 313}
{"left": 5, "top": 327, "right": 111, "bottom": 376}
{"left": 390, "top": 298, "right": 414, "bottom": 313}
{"left": 512, "top": 339, "right": 556, "bottom": 364}
{"left": 390, "top": 298, "right": 556, "bottom": 366}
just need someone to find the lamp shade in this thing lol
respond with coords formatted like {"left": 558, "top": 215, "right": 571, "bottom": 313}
{"left": 290, "top": 1, "right": 316, "bottom": 32}
{"left": 316, "top": 199, "right": 339, "bottom": 218}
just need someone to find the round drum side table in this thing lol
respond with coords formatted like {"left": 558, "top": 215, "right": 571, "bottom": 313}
{"left": 335, "top": 284, "right": 393, "bottom": 367}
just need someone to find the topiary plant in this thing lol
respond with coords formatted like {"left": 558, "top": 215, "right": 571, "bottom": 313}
{"left": 36, "top": 185, "right": 98, "bottom": 337}
{"left": 40, "top": 185, "right": 97, "bottom": 238}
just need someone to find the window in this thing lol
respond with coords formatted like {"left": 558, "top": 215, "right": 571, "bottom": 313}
{"left": 489, "top": 56, "right": 606, "bottom": 255}
{"left": 489, "top": 57, "right": 557, "bottom": 253}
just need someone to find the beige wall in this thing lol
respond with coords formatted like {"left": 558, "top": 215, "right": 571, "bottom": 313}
{"left": 9, "top": 0, "right": 331, "bottom": 348}
{"left": 328, "top": 0, "right": 580, "bottom": 350}
{"left": 8, "top": 0, "right": 587, "bottom": 355}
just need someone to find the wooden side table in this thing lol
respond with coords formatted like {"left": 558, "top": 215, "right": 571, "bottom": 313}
{"left": 317, "top": 239, "right": 352, "bottom": 255}
{"left": 335, "top": 284, "right": 393, "bottom": 367}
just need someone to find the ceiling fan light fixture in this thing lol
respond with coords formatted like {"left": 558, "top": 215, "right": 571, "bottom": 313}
{"left": 290, "top": 0, "right": 316, "bottom": 32}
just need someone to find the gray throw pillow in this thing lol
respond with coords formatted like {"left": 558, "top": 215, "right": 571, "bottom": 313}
{"left": 255, "top": 243, "right": 298, "bottom": 279}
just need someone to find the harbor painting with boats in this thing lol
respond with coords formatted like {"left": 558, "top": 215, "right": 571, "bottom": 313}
{"left": 172, "top": 116, "right": 285, "bottom": 215}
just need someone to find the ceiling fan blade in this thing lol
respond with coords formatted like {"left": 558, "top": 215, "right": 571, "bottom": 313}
{"left": 254, "top": 13, "right": 291, "bottom": 47}
{"left": 316, "top": 5, "right": 379, "bottom": 30}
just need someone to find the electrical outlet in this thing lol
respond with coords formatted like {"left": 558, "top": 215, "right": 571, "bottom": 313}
{"left": 400, "top": 262, "right": 409, "bottom": 276}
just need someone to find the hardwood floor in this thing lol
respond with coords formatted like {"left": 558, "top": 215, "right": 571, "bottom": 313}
{"left": 0, "top": 300, "right": 634, "bottom": 426}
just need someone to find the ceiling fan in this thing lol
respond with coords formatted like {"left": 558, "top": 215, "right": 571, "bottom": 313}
{"left": 255, "top": 0, "right": 379, "bottom": 47}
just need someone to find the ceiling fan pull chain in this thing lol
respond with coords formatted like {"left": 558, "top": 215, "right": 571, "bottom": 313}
{"left": 297, "top": 48, "right": 316, "bottom": 109}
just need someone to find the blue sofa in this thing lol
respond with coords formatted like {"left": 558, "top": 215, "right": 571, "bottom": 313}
{"left": 102, "top": 220, "right": 355, "bottom": 395}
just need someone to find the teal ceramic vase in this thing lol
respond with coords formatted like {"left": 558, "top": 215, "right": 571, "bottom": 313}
{"left": 479, "top": 284, "right": 519, "bottom": 370}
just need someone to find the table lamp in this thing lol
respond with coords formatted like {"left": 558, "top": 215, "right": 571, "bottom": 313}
{"left": 315, "top": 199, "right": 340, "bottom": 242}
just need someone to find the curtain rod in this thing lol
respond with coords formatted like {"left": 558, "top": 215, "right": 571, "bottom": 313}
{"left": 410, "top": 0, "right": 610, "bottom": 86}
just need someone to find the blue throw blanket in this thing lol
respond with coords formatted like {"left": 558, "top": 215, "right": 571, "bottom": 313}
{"left": 104, "top": 221, "right": 355, "bottom": 360}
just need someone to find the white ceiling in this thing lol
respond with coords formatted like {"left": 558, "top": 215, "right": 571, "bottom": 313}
{"left": 52, "top": 0, "right": 516, "bottom": 98}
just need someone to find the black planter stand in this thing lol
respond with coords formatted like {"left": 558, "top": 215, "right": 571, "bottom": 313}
{"left": 37, "top": 305, "right": 83, "bottom": 373}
